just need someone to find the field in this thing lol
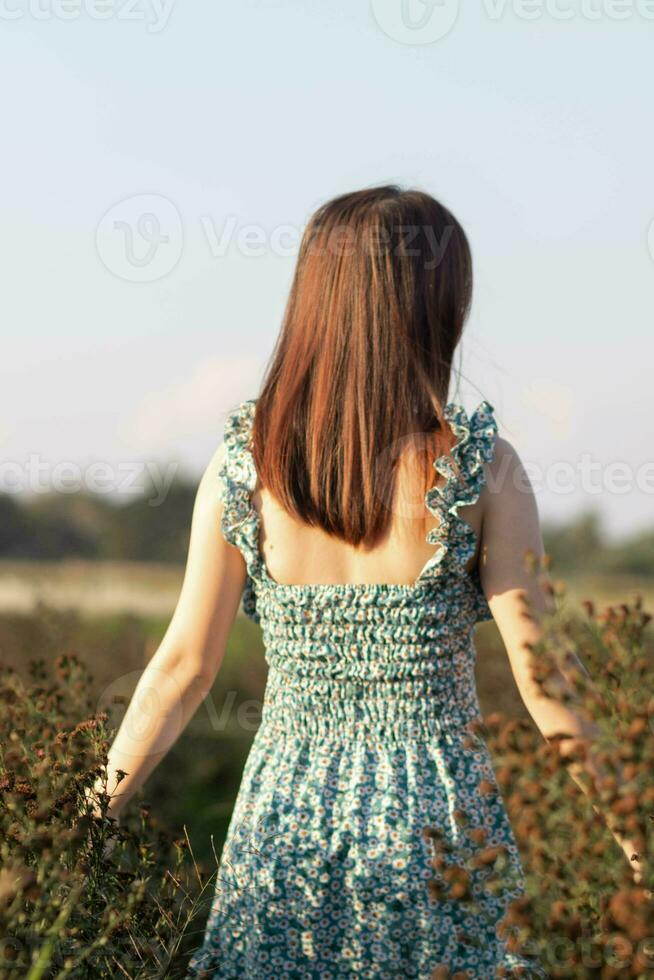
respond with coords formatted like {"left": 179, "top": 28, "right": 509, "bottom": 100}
{"left": 1, "top": 558, "right": 650, "bottom": 869}
{"left": 2, "top": 559, "right": 654, "bottom": 976}
{"left": 1, "top": 558, "right": 650, "bottom": 619}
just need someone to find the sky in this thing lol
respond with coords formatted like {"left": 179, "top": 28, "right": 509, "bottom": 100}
{"left": 1, "top": 0, "right": 653, "bottom": 538}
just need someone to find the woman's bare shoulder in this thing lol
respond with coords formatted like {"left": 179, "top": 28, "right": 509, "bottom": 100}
{"left": 484, "top": 435, "right": 537, "bottom": 516}
{"left": 195, "top": 440, "right": 229, "bottom": 512}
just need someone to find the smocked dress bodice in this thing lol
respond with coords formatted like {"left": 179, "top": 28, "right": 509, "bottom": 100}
{"left": 219, "top": 398, "right": 497, "bottom": 744}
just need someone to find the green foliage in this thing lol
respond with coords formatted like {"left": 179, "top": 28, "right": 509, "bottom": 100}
{"left": 543, "top": 512, "right": 654, "bottom": 579}
{"left": 425, "top": 572, "right": 654, "bottom": 978}
{"left": 0, "top": 478, "right": 197, "bottom": 563}
{"left": 0, "top": 496, "right": 96, "bottom": 561}
{"left": 0, "top": 654, "right": 213, "bottom": 979}
{"left": 600, "top": 533, "right": 654, "bottom": 579}
{"left": 2, "top": 582, "right": 653, "bottom": 977}
{"left": 542, "top": 512, "right": 605, "bottom": 574}
{"left": 0, "top": 604, "right": 267, "bottom": 871}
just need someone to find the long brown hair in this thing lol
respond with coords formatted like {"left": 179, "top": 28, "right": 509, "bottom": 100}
{"left": 250, "top": 185, "right": 472, "bottom": 548}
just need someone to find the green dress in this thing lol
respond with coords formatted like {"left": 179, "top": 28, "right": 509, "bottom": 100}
{"left": 186, "top": 398, "right": 547, "bottom": 979}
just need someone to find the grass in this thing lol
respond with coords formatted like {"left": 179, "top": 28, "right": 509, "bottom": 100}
{"left": 0, "top": 560, "right": 648, "bottom": 862}
{"left": 1, "top": 561, "right": 652, "bottom": 976}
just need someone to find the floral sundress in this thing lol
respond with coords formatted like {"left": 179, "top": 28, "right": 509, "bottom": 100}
{"left": 186, "top": 397, "right": 547, "bottom": 979}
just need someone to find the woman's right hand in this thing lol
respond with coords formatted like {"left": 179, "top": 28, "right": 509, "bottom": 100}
{"left": 79, "top": 784, "right": 119, "bottom": 860}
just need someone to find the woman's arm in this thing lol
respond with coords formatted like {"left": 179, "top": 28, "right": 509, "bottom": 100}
{"left": 478, "top": 437, "right": 643, "bottom": 879}
{"left": 88, "top": 440, "right": 247, "bottom": 820}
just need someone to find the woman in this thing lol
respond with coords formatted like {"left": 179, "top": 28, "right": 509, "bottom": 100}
{"left": 96, "top": 186, "right": 638, "bottom": 978}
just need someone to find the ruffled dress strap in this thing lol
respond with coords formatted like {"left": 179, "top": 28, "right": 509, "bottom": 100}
{"left": 416, "top": 400, "right": 498, "bottom": 585}
{"left": 217, "top": 398, "right": 263, "bottom": 620}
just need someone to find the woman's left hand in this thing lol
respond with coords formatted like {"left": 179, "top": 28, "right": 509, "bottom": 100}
{"left": 613, "top": 831, "right": 649, "bottom": 893}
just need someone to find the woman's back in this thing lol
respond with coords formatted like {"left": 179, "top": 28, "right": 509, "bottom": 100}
{"left": 186, "top": 395, "right": 547, "bottom": 979}
{"left": 254, "top": 442, "right": 483, "bottom": 590}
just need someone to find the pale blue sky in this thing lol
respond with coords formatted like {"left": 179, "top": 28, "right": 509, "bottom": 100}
{"left": 1, "top": 1, "right": 653, "bottom": 536}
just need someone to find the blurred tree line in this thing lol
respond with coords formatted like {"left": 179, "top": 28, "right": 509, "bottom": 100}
{"left": 0, "top": 481, "right": 652, "bottom": 576}
{"left": 0, "top": 480, "right": 196, "bottom": 563}
{"left": 543, "top": 512, "right": 654, "bottom": 578}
